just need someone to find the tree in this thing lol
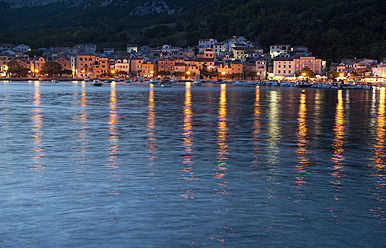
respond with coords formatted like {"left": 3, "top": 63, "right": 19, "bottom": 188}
{"left": 41, "top": 61, "right": 62, "bottom": 77}
{"left": 6, "top": 61, "right": 23, "bottom": 77}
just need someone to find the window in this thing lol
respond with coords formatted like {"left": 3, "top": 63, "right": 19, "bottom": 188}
{"left": 278, "top": 70, "right": 281, "bottom": 73}
{"left": 284, "top": 70, "right": 286, "bottom": 74}
{"left": 289, "top": 65, "right": 291, "bottom": 68}
{"left": 284, "top": 65, "right": 286, "bottom": 68}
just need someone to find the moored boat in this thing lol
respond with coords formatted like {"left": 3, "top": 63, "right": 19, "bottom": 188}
{"left": 193, "top": 79, "right": 202, "bottom": 86}
{"left": 92, "top": 79, "right": 103, "bottom": 86}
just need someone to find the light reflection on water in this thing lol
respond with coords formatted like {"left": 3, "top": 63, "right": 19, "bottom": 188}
{"left": 0, "top": 82, "right": 385, "bottom": 247}
{"left": 31, "top": 81, "right": 44, "bottom": 170}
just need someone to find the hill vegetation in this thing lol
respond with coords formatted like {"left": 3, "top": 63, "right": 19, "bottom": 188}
{"left": 0, "top": 0, "right": 385, "bottom": 62}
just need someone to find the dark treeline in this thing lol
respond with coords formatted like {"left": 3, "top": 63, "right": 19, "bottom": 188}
{"left": 0, "top": 0, "right": 385, "bottom": 62}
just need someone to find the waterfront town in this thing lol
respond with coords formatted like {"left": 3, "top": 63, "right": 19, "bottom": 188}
{"left": 1, "top": 36, "right": 385, "bottom": 84}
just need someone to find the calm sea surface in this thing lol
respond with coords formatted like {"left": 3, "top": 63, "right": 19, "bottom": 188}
{"left": 0, "top": 81, "right": 385, "bottom": 247}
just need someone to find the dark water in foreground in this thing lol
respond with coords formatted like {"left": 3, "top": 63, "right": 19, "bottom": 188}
{"left": 0, "top": 81, "right": 385, "bottom": 247}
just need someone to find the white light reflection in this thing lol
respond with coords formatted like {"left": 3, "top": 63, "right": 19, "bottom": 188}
{"left": 267, "top": 91, "right": 280, "bottom": 166}
{"left": 31, "top": 81, "right": 45, "bottom": 170}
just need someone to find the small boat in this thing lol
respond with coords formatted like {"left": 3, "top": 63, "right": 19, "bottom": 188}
{"left": 51, "top": 79, "right": 59, "bottom": 83}
{"left": 193, "top": 79, "right": 202, "bottom": 86}
{"left": 84, "top": 78, "right": 90, "bottom": 82}
{"left": 92, "top": 79, "right": 103, "bottom": 87}
{"left": 124, "top": 79, "right": 131, "bottom": 83}
{"left": 233, "top": 80, "right": 244, "bottom": 86}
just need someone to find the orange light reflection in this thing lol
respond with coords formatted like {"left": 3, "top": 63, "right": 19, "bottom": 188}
{"left": 106, "top": 83, "right": 120, "bottom": 195}
{"left": 251, "top": 86, "right": 261, "bottom": 175}
{"left": 295, "top": 93, "right": 308, "bottom": 186}
{"left": 370, "top": 88, "right": 386, "bottom": 220}
{"left": 31, "top": 81, "right": 45, "bottom": 169}
{"left": 147, "top": 84, "right": 158, "bottom": 181}
{"left": 215, "top": 84, "right": 228, "bottom": 195}
{"left": 331, "top": 90, "right": 345, "bottom": 200}
{"left": 181, "top": 82, "right": 196, "bottom": 186}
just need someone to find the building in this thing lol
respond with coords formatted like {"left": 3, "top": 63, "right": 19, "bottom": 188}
{"left": 141, "top": 62, "right": 155, "bottom": 78}
{"left": 54, "top": 57, "right": 71, "bottom": 71}
{"left": 373, "top": 63, "right": 386, "bottom": 77}
{"left": 157, "top": 57, "right": 175, "bottom": 74}
{"left": 273, "top": 58, "right": 295, "bottom": 77}
{"left": 213, "top": 42, "right": 227, "bottom": 57}
{"left": 114, "top": 59, "right": 131, "bottom": 74}
{"left": 31, "top": 57, "right": 46, "bottom": 75}
{"left": 71, "top": 55, "right": 97, "bottom": 78}
{"left": 127, "top": 44, "right": 138, "bottom": 53}
{"left": 293, "top": 56, "right": 322, "bottom": 75}
{"left": 92, "top": 57, "right": 110, "bottom": 78}
{"left": 256, "top": 59, "right": 267, "bottom": 80}
{"left": 0, "top": 44, "right": 14, "bottom": 52}
{"left": 13, "top": 44, "right": 30, "bottom": 53}
{"left": 197, "top": 48, "right": 215, "bottom": 59}
{"left": 130, "top": 57, "right": 144, "bottom": 76}
{"left": 270, "top": 45, "right": 291, "bottom": 58}
{"left": 198, "top": 39, "right": 218, "bottom": 48}
{"left": 0, "top": 56, "right": 10, "bottom": 75}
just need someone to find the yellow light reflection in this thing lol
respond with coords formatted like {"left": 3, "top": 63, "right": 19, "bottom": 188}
{"left": 296, "top": 93, "right": 308, "bottom": 186}
{"left": 215, "top": 83, "right": 228, "bottom": 195}
{"left": 31, "top": 81, "right": 45, "bottom": 169}
{"left": 181, "top": 82, "right": 197, "bottom": 200}
{"left": 373, "top": 88, "right": 386, "bottom": 171}
{"left": 251, "top": 86, "right": 261, "bottom": 171}
{"left": 370, "top": 88, "right": 386, "bottom": 220}
{"left": 106, "top": 83, "right": 120, "bottom": 195}
{"left": 107, "top": 83, "right": 119, "bottom": 169}
{"left": 331, "top": 90, "right": 345, "bottom": 200}
{"left": 147, "top": 83, "right": 158, "bottom": 182}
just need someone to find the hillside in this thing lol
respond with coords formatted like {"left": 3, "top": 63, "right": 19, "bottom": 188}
{"left": 0, "top": 0, "right": 385, "bottom": 61}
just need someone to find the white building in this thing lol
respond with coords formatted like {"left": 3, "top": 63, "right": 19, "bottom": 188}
{"left": 198, "top": 39, "right": 217, "bottom": 48}
{"left": 114, "top": 59, "right": 131, "bottom": 74}
{"left": 373, "top": 63, "right": 386, "bottom": 77}
{"left": 213, "top": 42, "right": 228, "bottom": 56}
{"left": 13, "top": 44, "right": 30, "bottom": 53}
{"left": 270, "top": 45, "right": 291, "bottom": 58}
